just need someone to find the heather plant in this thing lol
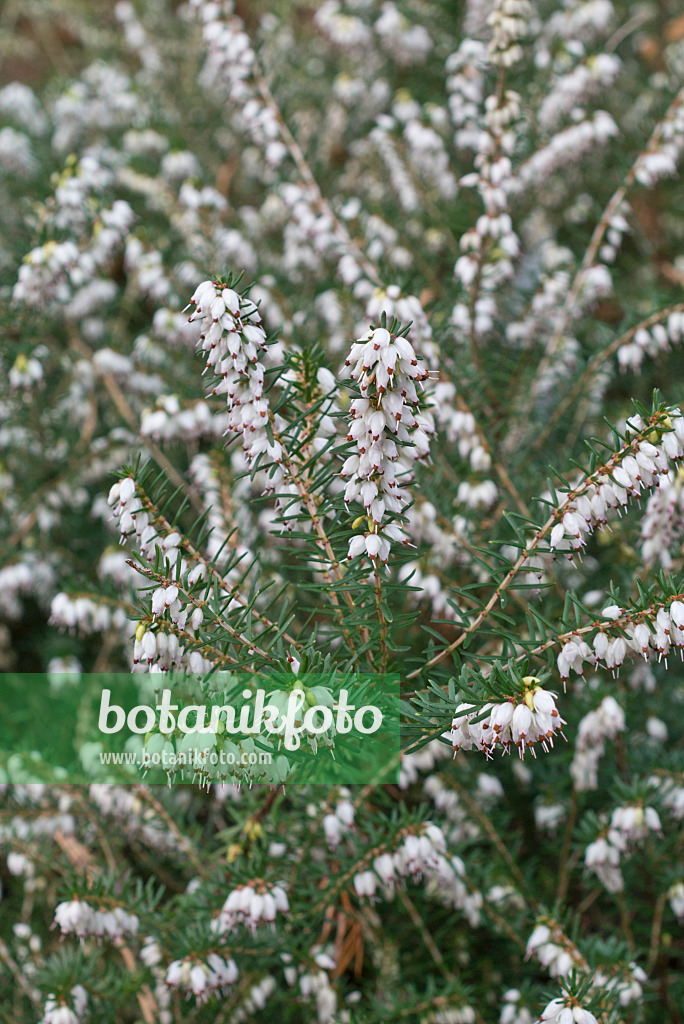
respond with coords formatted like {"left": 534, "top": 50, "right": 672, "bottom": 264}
{"left": 2, "top": 1, "right": 684, "bottom": 1022}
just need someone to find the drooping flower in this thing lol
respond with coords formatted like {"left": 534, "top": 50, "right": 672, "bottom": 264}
{"left": 342, "top": 324, "right": 432, "bottom": 563}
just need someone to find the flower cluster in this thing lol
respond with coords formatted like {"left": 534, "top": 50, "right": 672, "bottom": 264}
{"left": 558, "top": 596, "right": 684, "bottom": 686}
{"left": 352, "top": 823, "right": 473, "bottom": 910}
{"left": 9, "top": 351, "right": 44, "bottom": 393}
{"left": 386, "top": 822, "right": 445, "bottom": 878}
{"left": 233, "top": 976, "right": 277, "bottom": 1021}
{"left": 634, "top": 88, "right": 684, "bottom": 187}
{"left": 446, "top": 40, "right": 487, "bottom": 151}
{"left": 13, "top": 193, "right": 134, "bottom": 310}
{"left": 585, "top": 803, "right": 662, "bottom": 893}
{"left": 618, "top": 310, "right": 684, "bottom": 373}
{"left": 549, "top": 411, "right": 684, "bottom": 558}
{"left": 187, "top": 280, "right": 272, "bottom": 467}
{"left": 211, "top": 881, "right": 290, "bottom": 936}
{"left": 517, "top": 111, "right": 618, "bottom": 188}
{"left": 451, "top": 681, "right": 565, "bottom": 760}
{"left": 0, "top": 556, "right": 51, "bottom": 621}
{"left": 570, "top": 696, "right": 625, "bottom": 791}
{"left": 669, "top": 881, "right": 684, "bottom": 921}
{"left": 188, "top": 0, "right": 287, "bottom": 166}
{"left": 322, "top": 794, "right": 355, "bottom": 849}
{"left": 487, "top": 0, "right": 531, "bottom": 68}
{"left": 538, "top": 54, "right": 621, "bottom": 132}
{"left": 594, "top": 963, "right": 648, "bottom": 1009}
{"left": 432, "top": 384, "right": 491, "bottom": 472}
{"left": 650, "top": 773, "right": 684, "bottom": 821}
{"left": 342, "top": 324, "right": 432, "bottom": 562}
{"left": 39, "top": 988, "right": 88, "bottom": 1024}
{"left": 640, "top": 470, "right": 684, "bottom": 568}
{"left": 500, "top": 988, "right": 533, "bottom": 1024}
{"left": 526, "top": 922, "right": 586, "bottom": 979}
{"left": 140, "top": 397, "right": 226, "bottom": 442}
{"left": 537, "top": 997, "right": 598, "bottom": 1024}
{"left": 49, "top": 593, "right": 128, "bottom": 636}
{"left": 108, "top": 479, "right": 187, "bottom": 576}
{"left": 106, "top": 479, "right": 218, "bottom": 674}
{"left": 165, "top": 954, "right": 238, "bottom": 1005}
{"left": 298, "top": 955, "right": 338, "bottom": 1024}
{"left": 54, "top": 898, "right": 139, "bottom": 942}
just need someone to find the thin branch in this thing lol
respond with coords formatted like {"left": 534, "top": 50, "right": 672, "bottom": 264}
{"left": 407, "top": 409, "right": 670, "bottom": 681}
{"left": 398, "top": 890, "right": 456, "bottom": 982}
{"left": 0, "top": 938, "right": 41, "bottom": 1011}
{"left": 373, "top": 567, "right": 389, "bottom": 673}
{"left": 647, "top": 892, "right": 667, "bottom": 974}
{"left": 70, "top": 337, "right": 204, "bottom": 515}
{"left": 532, "top": 302, "right": 684, "bottom": 453}
{"left": 556, "top": 790, "right": 579, "bottom": 903}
